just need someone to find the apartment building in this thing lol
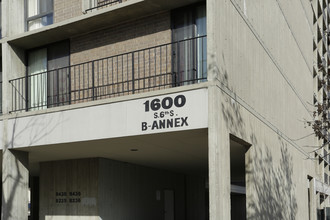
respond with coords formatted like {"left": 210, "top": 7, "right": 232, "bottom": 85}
{"left": 0, "top": 0, "right": 325, "bottom": 219}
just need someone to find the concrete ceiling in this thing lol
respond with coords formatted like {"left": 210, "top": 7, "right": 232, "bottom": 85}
{"left": 7, "top": 0, "right": 203, "bottom": 49}
{"left": 20, "top": 128, "right": 208, "bottom": 176}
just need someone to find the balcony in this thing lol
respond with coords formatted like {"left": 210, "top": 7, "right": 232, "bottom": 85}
{"left": 9, "top": 36, "right": 207, "bottom": 112}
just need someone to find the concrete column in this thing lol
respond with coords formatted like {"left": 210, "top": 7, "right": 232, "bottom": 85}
{"left": 309, "top": 179, "right": 317, "bottom": 220}
{"left": 2, "top": 43, "right": 26, "bottom": 114}
{"left": 3, "top": 0, "right": 25, "bottom": 37}
{"left": 208, "top": 85, "right": 231, "bottom": 220}
{"left": 2, "top": 149, "right": 29, "bottom": 220}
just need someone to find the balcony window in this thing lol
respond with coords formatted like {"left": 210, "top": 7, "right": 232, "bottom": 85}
{"left": 28, "top": 48, "right": 47, "bottom": 110}
{"left": 172, "top": 4, "right": 207, "bottom": 85}
{"left": 26, "top": 0, "right": 53, "bottom": 31}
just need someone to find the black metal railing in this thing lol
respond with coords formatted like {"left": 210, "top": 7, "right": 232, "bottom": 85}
{"left": 9, "top": 36, "right": 207, "bottom": 112}
{"left": 85, "top": 0, "right": 123, "bottom": 12}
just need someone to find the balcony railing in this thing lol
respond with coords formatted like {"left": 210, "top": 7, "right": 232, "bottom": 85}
{"left": 9, "top": 36, "right": 207, "bottom": 112}
{"left": 85, "top": 0, "right": 123, "bottom": 13}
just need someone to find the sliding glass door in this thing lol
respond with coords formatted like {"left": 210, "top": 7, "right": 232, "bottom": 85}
{"left": 172, "top": 4, "right": 206, "bottom": 85}
{"left": 47, "top": 41, "right": 70, "bottom": 107}
{"left": 27, "top": 41, "right": 70, "bottom": 110}
{"left": 28, "top": 48, "right": 47, "bottom": 110}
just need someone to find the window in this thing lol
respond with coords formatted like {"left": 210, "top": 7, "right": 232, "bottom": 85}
{"left": 25, "top": 0, "right": 53, "bottom": 31}
{"left": 28, "top": 48, "right": 47, "bottom": 110}
{"left": 172, "top": 4, "right": 207, "bottom": 85}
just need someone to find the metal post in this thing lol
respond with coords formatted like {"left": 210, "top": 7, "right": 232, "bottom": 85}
{"left": 132, "top": 52, "right": 135, "bottom": 94}
{"left": 57, "top": 70, "right": 60, "bottom": 106}
{"left": 92, "top": 61, "right": 95, "bottom": 100}
{"left": 68, "top": 67, "right": 71, "bottom": 105}
{"left": 176, "top": 41, "right": 180, "bottom": 86}
{"left": 25, "top": 74, "right": 28, "bottom": 111}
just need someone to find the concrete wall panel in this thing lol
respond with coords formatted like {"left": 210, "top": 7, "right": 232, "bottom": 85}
{"left": 207, "top": 0, "right": 313, "bottom": 141}
{"left": 39, "top": 158, "right": 99, "bottom": 219}
{"left": 98, "top": 158, "right": 186, "bottom": 220}
{"left": 40, "top": 158, "right": 202, "bottom": 220}
{"left": 208, "top": 83, "right": 315, "bottom": 220}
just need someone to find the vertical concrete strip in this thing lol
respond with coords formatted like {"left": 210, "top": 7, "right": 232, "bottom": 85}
{"left": 2, "top": 149, "right": 29, "bottom": 220}
{"left": 208, "top": 85, "right": 231, "bottom": 220}
{"left": 309, "top": 178, "right": 317, "bottom": 220}
{"left": 2, "top": 114, "right": 29, "bottom": 220}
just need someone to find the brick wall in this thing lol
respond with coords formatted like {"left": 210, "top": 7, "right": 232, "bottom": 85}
{"left": 54, "top": 0, "right": 82, "bottom": 23}
{"left": 70, "top": 11, "right": 171, "bottom": 64}
{"left": 69, "top": 11, "right": 172, "bottom": 103}
{"left": 53, "top": 0, "right": 128, "bottom": 23}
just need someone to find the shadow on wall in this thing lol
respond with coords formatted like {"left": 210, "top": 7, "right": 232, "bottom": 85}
{"left": 208, "top": 51, "right": 246, "bottom": 140}
{"left": 2, "top": 113, "right": 63, "bottom": 219}
{"left": 208, "top": 52, "right": 246, "bottom": 139}
{"left": 208, "top": 34, "right": 298, "bottom": 220}
{"left": 2, "top": 149, "right": 28, "bottom": 219}
{"left": 246, "top": 137, "right": 298, "bottom": 220}
{"left": 8, "top": 112, "right": 65, "bottom": 148}
{"left": 221, "top": 98, "right": 245, "bottom": 139}
{"left": 208, "top": 53, "right": 229, "bottom": 86}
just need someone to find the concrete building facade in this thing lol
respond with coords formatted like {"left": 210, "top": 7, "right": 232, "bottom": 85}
{"left": 0, "top": 0, "right": 326, "bottom": 219}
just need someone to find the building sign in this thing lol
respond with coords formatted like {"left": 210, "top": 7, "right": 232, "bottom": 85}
{"left": 55, "top": 191, "right": 81, "bottom": 204}
{"left": 7, "top": 89, "right": 208, "bottom": 148}
{"left": 127, "top": 89, "right": 208, "bottom": 135}
{"left": 141, "top": 95, "right": 188, "bottom": 131}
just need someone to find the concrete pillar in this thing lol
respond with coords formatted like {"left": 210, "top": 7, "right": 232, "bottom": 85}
{"left": 208, "top": 85, "right": 231, "bottom": 220}
{"left": 3, "top": 0, "right": 25, "bottom": 37}
{"left": 309, "top": 178, "right": 317, "bottom": 220}
{"left": 2, "top": 42, "right": 26, "bottom": 114}
{"left": 2, "top": 149, "right": 29, "bottom": 220}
